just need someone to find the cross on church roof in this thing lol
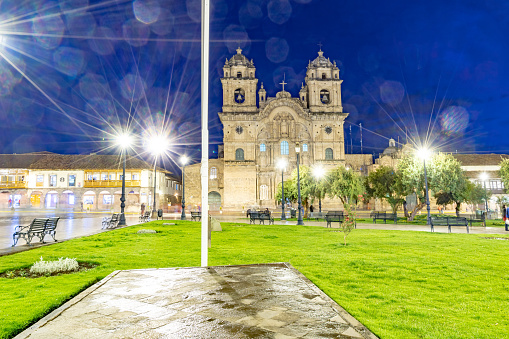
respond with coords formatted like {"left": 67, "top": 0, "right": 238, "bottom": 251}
{"left": 318, "top": 42, "right": 323, "bottom": 51}
{"left": 279, "top": 73, "right": 287, "bottom": 92}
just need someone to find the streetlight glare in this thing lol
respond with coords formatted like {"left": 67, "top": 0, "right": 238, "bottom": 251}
{"left": 480, "top": 172, "right": 488, "bottom": 181}
{"left": 417, "top": 147, "right": 431, "bottom": 160}
{"left": 277, "top": 158, "right": 287, "bottom": 169}
{"left": 148, "top": 135, "right": 168, "bottom": 155}
{"left": 313, "top": 165, "right": 325, "bottom": 178}
{"left": 116, "top": 133, "right": 132, "bottom": 149}
{"left": 180, "top": 155, "right": 189, "bottom": 166}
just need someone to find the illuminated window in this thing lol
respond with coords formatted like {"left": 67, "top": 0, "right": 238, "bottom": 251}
{"left": 69, "top": 175, "right": 76, "bottom": 187}
{"left": 260, "top": 143, "right": 266, "bottom": 152}
{"left": 281, "top": 141, "right": 289, "bottom": 155}
{"left": 210, "top": 167, "right": 217, "bottom": 179}
{"left": 260, "top": 185, "right": 269, "bottom": 200}
{"left": 49, "top": 175, "right": 57, "bottom": 187}
{"left": 325, "top": 148, "right": 333, "bottom": 160}
{"left": 303, "top": 144, "right": 308, "bottom": 152}
{"left": 36, "top": 175, "right": 44, "bottom": 187}
{"left": 235, "top": 148, "right": 244, "bottom": 161}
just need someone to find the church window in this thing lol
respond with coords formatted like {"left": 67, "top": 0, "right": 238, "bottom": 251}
{"left": 250, "top": 72, "right": 253, "bottom": 77}
{"left": 325, "top": 148, "right": 333, "bottom": 160}
{"left": 280, "top": 141, "right": 289, "bottom": 155}
{"left": 335, "top": 74, "right": 338, "bottom": 79}
{"left": 237, "top": 72, "right": 242, "bottom": 78}
{"left": 226, "top": 72, "right": 228, "bottom": 77}
{"left": 260, "top": 143, "right": 266, "bottom": 152}
{"left": 210, "top": 167, "right": 217, "bottom": 179}
{"left": 235, "top": 148, "right": 244, "bottom": 161}
{"left": 303, "top": 144, "right": 308, "bottom": 152}
{"left": 322, "top": 73, "right": 326, "bottom": 79}
{"left": 260, "top": 185, "right": 269, "bottom": 200}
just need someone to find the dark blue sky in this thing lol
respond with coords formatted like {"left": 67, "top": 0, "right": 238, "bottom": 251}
{"left": 0, "top": 0, "right": 508, "bottom": 174}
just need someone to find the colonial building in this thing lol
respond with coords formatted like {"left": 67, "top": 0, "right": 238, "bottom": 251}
{"left": 0, "top": 152, "right": 182, "bottom": 212}
{"left": 185, "top": 48, "right": 370, "bottom": 210}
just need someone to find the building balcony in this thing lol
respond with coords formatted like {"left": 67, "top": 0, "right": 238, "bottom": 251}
{"left": 0, "top": 181, "right": 27, "bottom": 189}
{"left": 84, "top": 180, "right": 141, "bottom": 188}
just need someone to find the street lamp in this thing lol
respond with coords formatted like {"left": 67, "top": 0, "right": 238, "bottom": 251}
{"left": 480, "top": 172, "right": 489, "bottom": 217}
{"left": 312, "top": 165, "right": 325, "bottom": 213}
{"left": 180, "top": 155, "right": 189, "bottom": 220}
{"left": 417, "top": 147, "right": 431, "bottom": 225}
{"left": 148, "top": 135, "right": 168, "bottom": 219}
{"left": 277, "top": 158, "right": 287, "bottom": 221}
{"left": 295, "top": 143, "right": 304, "bottom": 225}
{"left": 115, "top": 132, "right": 132, "bottom": 226}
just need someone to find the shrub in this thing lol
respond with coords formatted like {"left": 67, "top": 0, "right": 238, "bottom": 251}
{"left": 29, "top": 257, "right": 79, "bottom": 275}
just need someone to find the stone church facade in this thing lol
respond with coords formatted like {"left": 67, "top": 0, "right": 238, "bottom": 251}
{"left": 185, "top": 48, "right": 370, "bottom": 211}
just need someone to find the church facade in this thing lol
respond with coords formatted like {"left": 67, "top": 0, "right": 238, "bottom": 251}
{"left": 185, "top": 48, "right": 371, "bottom": 211}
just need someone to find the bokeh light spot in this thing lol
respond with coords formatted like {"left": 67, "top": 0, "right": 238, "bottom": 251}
{"left": 88, "top": 26, "right": 116, "bottom": 55}
{"left": 32, "top": 14, "right": 64, "bottom": 49}
{"left": 267, "top": 0, "right": 292, "bottom": 25}
{"left": 79, "top": 73, "right": 108, "bottom": 101}
{"left": 265, "top": 37, "right": 289, "bottom": 63}
{"left": 122, "top": 19, "right": 150, "bottom": 47}
{"left": 440, "top": 106, "right": 469, "bottom": 135}
{"left": 53, "top": 47, "right": 85, "bottom": 77}
{"left": 133, "top": 0, "right": 161, "bottom": 25}
{"left": 119, "top": 73, "right": 147, "bottom": 101}
{"left": 380, "top": 80, "right": 405, "bottom": 105}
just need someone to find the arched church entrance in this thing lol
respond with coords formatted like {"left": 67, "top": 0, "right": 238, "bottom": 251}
{"left": 208, "top": 191, "right": 221, "bottom": 211}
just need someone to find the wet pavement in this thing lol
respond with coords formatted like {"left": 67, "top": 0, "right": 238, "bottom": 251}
{"left": 17, "top": 263, "right": 377, "bottom": 339}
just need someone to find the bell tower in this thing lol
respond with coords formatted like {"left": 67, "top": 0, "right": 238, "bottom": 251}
{"left": 221, "top": 47, "right": 258, "bottom": 113}
{"left": 304, "top": 49, "right": 343, "bottom": 114}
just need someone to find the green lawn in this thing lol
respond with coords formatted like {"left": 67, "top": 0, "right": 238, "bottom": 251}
{"left": 1, "top": 221, "right": 509, "bottom": 338}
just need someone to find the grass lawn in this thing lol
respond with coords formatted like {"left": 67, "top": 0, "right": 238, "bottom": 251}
{"left": 1, "top": 221, "right": 509, "bottom": 338}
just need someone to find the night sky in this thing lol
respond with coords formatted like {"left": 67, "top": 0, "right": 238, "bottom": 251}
{"left": 0, "top": 0, "right": 508, "bottom": 175}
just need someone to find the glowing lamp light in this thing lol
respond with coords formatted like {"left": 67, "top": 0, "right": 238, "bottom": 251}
{"left": 313, "top": 165, "right": 325, "bottom": 179}
{"left": 116, "top": 133, "right": 132, "bottom": 149}
{"left": 277, "top": 158, "right": 287, "bottom": 170}
{"left": 480, "top": 172, "right": 488, "bottom": 181}
{"left": 180, "top": 155, "right": 189, "bottom": 166}
{"left": 417, "top": 147, "right": 431, "bottom": 160}
{"left": 148, "top": 135, "right": 168, "bottom": 155}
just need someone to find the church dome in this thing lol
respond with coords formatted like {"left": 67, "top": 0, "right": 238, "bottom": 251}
{"left": 309, "top": 50, "right": 336, "bottom": 69}
{"left": 227, "top": 47, "right": 255, "bottom": 68}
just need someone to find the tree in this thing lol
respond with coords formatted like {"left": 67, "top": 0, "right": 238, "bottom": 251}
{"left": 366, "top": 166, "right": 405, "bottom": 213}
{"left": 428, "top": 153, "right": 469, "bottom": 217}
{"left": 340, "top": 202, "right": 356, "bottom": 246}
{"left": 326, "top": 166, "right": 364, "bottom": 205}
{"left": 466, "top": 181, "right": 491, "bottom": 212}
{"left": 500, "top": 158, "right": 509, "bottom": 193}
{"left": 275, "top": 177, "right": 296, "bottom": 206}
{"left": 396, "top": 154, "right": 427, "bottom": 221}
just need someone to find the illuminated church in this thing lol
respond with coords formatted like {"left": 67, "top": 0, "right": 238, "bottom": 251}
{"left": 185, "top": 48, "right": 372, "bottom": 211}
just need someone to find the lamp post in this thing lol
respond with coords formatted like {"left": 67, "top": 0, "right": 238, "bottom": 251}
{"left": 180, "top": 155, "right": 189, "bottom": 220}
{"left": 115, "top": 133, "right": 132, "bottom": 226}
{"left": 480, "top": 172, "right": 489, "bottom": 217}
{"left": 417, "top": 148, "right": 431, "bottom": 225}
{"left": 277, "top": 159, "right": 287, "bottom": 221}
{"left": 295, "top": 143, "right": 304, "bottom": 225}
{"left": 148, "top": 135, "right": 168, "bottom": 219}
{"left": 312, "top": 165, "right": 325, "bottom": 213}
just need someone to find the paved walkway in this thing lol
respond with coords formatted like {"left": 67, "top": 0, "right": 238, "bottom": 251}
{"left": 16, "top": 263, "right": 378, "bottom": 339}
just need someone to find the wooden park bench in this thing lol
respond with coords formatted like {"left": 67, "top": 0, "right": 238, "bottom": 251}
{"left": 43, "top": 217, "right": 60, "bottom": 243}
{"left": 248, "top": 211, "right": 274, "bottom": 225}
{"left": 191, "top": 211, "right": 202, "bottom": 221}
{"left": 372, "top": 211, "right": 398, "bottom": 224}
{"left": 430, "top": 216, "right": 469, "bottom": 233}
{"left": 102, "top": 213, "right": 121, "bottom": 229}
{"left": 325, "top": 211, "right": 344, "bottom": 228}
{"left": 12, "top": 217, "right": 60, "bottom": 247}
{"left": 308, "top": 212, "right": 325, "bottom": 221}
{"left": 139, "top": 211, "right": 151, "bottom": 223}
{"left": 460, "top": 213, "right": 486, "bottom": 227}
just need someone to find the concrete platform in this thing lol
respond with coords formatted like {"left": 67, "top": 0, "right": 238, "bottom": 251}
{"left": 16, "top": 263, "right": 378, "bottom": 339}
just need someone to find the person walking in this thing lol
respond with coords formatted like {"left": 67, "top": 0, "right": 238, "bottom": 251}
{"left": 504, "top": 205, "right": 509, "bottom": 231}
{"left": 141, "top": 203, "right": 146, "bottom": 216}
